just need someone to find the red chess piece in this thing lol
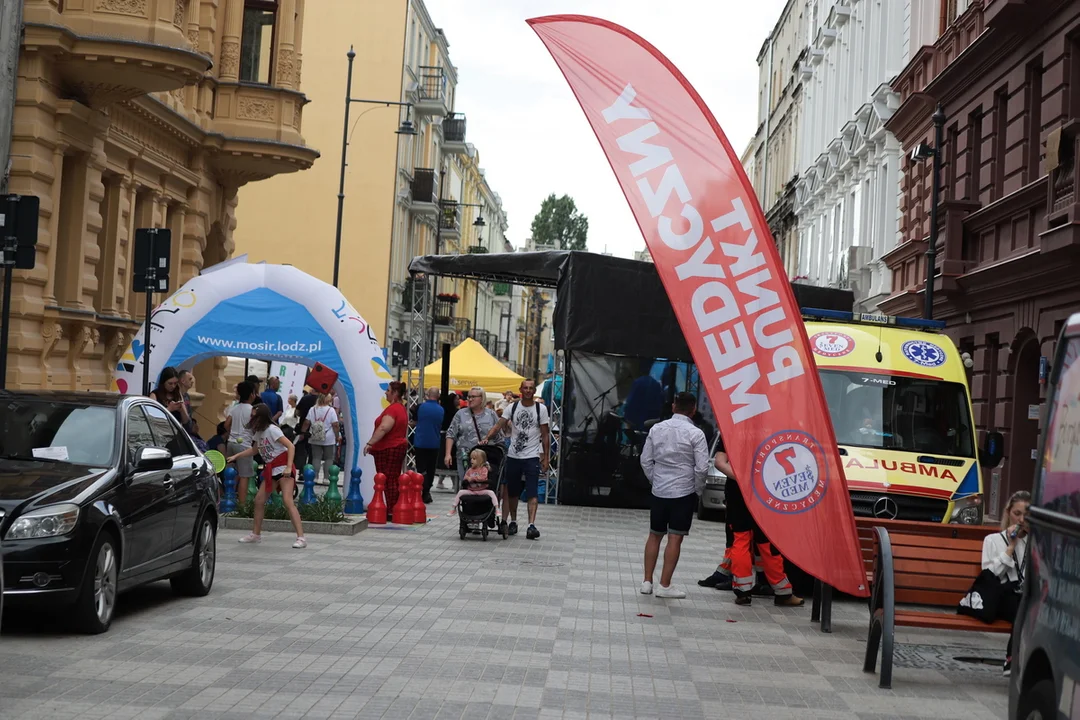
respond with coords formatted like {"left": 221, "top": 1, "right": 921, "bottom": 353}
{"left": 411, "top": 471, "right": 427, "bottom": 524}
{"left": 392, "top": 473, "right": 413, "bottom": 525}
{"left": 368, "top": 473, "right": 387, "bottom": 524}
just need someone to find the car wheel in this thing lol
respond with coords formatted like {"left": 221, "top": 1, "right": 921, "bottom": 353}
{"left": 73, "top": 532, "right": 119, "bottom": 634}
{"left": 171, "top": 515, "right": 216, "bottom": 597}
{"left": 1017, "top": 679, "right": 1056, "bottom": 720}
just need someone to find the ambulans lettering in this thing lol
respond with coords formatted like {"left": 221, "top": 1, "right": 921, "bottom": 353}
{"left": 843, "top": 456, "right": 958, "bottom": 482}
{"left": 603, "top": 84, "right": 805, "bottom": 424}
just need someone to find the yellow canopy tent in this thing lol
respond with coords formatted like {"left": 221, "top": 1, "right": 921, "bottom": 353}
{"left": 409, "top": 338, "right": 525, "bottom": 394}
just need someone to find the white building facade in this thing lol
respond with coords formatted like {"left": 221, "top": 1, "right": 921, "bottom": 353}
{"left": 792, "top": 0, "right": 912, "bottom": 310}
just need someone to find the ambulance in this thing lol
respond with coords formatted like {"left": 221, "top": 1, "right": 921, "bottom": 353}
{"left": 802, "top": 308, "right": 1003, "bottom": 525}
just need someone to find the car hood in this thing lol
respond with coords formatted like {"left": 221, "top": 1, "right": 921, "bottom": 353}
{"left": 0, "top": 462, "right": 112, "bottom": 508}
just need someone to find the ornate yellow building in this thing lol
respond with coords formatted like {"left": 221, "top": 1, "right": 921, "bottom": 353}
{"left": 6, "top": 0, "right": 317, "bottom": 423}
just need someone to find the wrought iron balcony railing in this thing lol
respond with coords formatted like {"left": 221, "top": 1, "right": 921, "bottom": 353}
{"left": 443, "top": 113, "right": 467, "bottom": 143}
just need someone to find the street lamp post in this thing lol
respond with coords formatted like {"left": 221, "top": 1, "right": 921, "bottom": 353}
{"left": 925, "top": 105, "right": 946, "bottom": 321}
{"left": 910, "top": 104, "right": 946, "bottom": 320}
{"left": 333, "top": 46, "right": 416, "bottom": 288}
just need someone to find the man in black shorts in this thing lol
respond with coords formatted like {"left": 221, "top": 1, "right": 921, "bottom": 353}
{"left": 639, "top": 391, "right": 709, "bottom": 599}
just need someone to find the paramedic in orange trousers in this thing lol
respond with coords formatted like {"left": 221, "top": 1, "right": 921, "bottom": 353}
{"left": 713, "top": 435, "right": 805, "bottom": 607}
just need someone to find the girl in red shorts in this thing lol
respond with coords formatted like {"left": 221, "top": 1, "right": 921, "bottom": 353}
{"left": 228, "top": 404, "right": 307, "bottom": 548}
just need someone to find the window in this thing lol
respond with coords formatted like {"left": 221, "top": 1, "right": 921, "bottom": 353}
{"left": 939, "top": 0, "right": 958, "bottom": 35}
{"left": 125, "top": 406, "right": 156, "bottom": 466}
{"left": 967, "top": 108, "right": 982, "bottom": 201}
{"left": 0, "top": 401, "right": 116, "bottom": 467}
{"left": 818, "top": 369, "right": 975, "bottom": 457}
{"left": 240, "top": 1, "right": 277, "bottom": 84}
{"left": 993, "top": 87, "right": 1008, "bottom": 200}
{"left": 144, "top": 405, "right": 194, "bottom": 457}
{"left": 1041, "top": 335, "right": 1080, "bottom": 517}
{"left": 1028, "top": 61, "right": 1044, "bottom": 182}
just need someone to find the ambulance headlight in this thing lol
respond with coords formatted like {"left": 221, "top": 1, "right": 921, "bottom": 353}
{"left": 950, "top": 496, "right": 982, "bottom": 525}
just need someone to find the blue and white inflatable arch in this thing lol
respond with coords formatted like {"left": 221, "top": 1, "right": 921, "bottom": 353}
{"left": 112, "top": 259, "right": 392, "bottom": 502}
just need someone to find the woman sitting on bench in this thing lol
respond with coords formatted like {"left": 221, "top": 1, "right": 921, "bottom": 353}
{"left": 981, "top": 490, "right": 1030, "bottom": 677}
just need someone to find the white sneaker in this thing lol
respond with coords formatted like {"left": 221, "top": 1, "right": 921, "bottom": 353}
{"left": 640, "top": 581, "right": 653, "bottom": 595}
{"left": 292, "top": 537, "right": 307, "bottom": 549}
{"left": 655, "top": 584, "right": 687, "bottom": 599}
{"left": 238, "top": 533, "right": 261, "bottom": 544}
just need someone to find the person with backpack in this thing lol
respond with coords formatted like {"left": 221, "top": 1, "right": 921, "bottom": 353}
{"left": 484, "top": 379, "right": 550, "bottom": 540}
{"left": 303, "top": 393, "right": 340, "bottom": 480}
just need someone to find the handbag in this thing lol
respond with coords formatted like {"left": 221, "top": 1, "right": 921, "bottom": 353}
{"left": 957, "top": 568, "right": 1010, "bottom": 623}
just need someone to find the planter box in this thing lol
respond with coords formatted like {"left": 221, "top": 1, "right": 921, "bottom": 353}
{"left": 221, "top": 514, "right": 368, "bottom": 536}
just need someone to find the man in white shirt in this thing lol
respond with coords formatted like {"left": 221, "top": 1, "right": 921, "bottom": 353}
{"left": 639, "top": 391, "right": 709, "bottom": 599}
{"left": 485, "top": 379, "right": 549, "bottom": 540}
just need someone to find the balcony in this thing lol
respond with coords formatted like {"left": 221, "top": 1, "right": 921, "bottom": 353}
{"left": 433, "top": 298, "right": 457, "bottom": 328}
{"left": 410, "top": 168, "right": 439, "bottom": 217}
{"left": 415, "top": 66, "right": 449, "bottom": 117}
{"left": 208, "top": 82, "right": 319, "bottom": 186}
{"left": 23, "top": 1, "right": 209, "bottom": 108}
{"left": 439, "top": 203, "right": 460, "bottom": 241}
{"left": 442, "top": 113, "right": 468, "bottom": 154}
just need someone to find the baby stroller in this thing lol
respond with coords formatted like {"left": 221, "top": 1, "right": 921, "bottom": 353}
{"left": 458, "top": 443, "right": 509, "bottom": 541}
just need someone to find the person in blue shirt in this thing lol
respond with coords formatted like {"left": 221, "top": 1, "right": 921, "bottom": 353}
{"left": 623, "top": 359, "right": 663, "bottom": 433}
{"left": 207, "top": 422, "right": 228, "bottom": 452}
{"left": 260, "top": 376, "right": 284, "bottom": 424}
{"left": 414, "top": 387, "right": 445, "bottom": 503}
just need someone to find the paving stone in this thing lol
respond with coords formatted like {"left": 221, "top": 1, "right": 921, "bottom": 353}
{"left": 0, "top": 497, "right": 1005, "bottom": 718}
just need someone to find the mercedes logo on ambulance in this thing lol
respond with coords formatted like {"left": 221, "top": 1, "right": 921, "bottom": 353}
{"left": 872, "top": 496, "right": 899, "bottom": 519}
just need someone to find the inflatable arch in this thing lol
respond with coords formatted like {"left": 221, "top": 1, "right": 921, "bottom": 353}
{"left": 113, "top": 259, "right": 392, "bottom": 502}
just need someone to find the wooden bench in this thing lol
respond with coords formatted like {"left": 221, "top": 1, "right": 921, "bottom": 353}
{"left": 862, "top": 526, "right": 1011, "bottom": 688}
{"left": 810, "top": 518, "right": 994, "bottom": 633}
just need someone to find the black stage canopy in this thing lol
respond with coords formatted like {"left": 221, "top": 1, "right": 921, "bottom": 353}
{"left": 408, "top": 250, "right": 854, "bottom": 361}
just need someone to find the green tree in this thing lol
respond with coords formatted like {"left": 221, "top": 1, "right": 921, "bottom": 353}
{"left": 530, "top": 193, "right": 589, "bottom": 251}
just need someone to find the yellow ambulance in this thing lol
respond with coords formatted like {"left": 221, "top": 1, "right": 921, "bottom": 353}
{"left": 801, "top": 309, "right": 1003, "bottom": 525}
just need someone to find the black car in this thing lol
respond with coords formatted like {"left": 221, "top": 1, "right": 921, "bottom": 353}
{"left": 1010, "top": 317, "right": 1080, "bottom": 719}
{"left": 0, "top": 391, "right": 219, "bottom": 633}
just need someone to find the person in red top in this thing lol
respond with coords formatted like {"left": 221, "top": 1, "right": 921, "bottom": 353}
{"left": 364, "top": 381, "right": 409, "bottom": 518}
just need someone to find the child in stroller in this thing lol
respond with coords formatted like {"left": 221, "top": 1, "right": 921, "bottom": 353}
{"left": 455, "top": 444, "right": 509, "bottom": 540}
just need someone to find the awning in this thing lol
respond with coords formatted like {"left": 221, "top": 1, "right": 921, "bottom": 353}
{"left": 408, "top": 250, "right": 567, "bottom": 288}
{"left": 409, "top": 337, "right": 525, "bottom": 394}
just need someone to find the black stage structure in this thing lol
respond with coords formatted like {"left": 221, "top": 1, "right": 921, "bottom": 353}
{"left": 406, "top": 250, "right": 853, "bottom": 509}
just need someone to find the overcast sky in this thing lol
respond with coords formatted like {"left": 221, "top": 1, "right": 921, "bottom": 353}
{"left": 426, "top": 0, "right": 788, "bottom": 258}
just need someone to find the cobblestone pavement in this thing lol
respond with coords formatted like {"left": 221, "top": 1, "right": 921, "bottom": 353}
{"left": 1, "top": 494, "right": 1008, "bottom": 719}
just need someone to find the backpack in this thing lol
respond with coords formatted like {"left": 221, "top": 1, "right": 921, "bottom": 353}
{"left": 309, "top": 408, "right": 330, "bottom": 443}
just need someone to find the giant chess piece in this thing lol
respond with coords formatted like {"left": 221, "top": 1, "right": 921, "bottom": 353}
{"left": 410, "top": 471, "right": 427, "bottom": 524}
{"left": 345, "top": 468, "right": 365, "bottom": 514}
{"left": 392, "top": 473, "right": 413, "bottom": 524}
{"left": 221, "top": 467, "right": 238, "bottom": 514}
{"left": 367, "top": 473, "right": 388, "bottom": 524}
{"left": 326, "top": 465, "right": 342, "bottom": 504}
{"left": 300, "top": 465, "right": 317, "bottom": 505}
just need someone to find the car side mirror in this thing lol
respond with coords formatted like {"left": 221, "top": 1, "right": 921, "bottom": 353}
{"left": 134, "top": 446, "right": 172, "bottom": 473}
{"left": 979, "top": 431, "right": 1004, "bottom": 468}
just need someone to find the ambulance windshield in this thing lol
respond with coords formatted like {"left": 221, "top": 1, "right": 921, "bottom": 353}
{"left": 818, "top": 370, "right": 975, "bottom": 457}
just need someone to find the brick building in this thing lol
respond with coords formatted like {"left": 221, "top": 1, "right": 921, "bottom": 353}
{"left": 882, "top": 0, "right": 1080, "bottom": 518}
